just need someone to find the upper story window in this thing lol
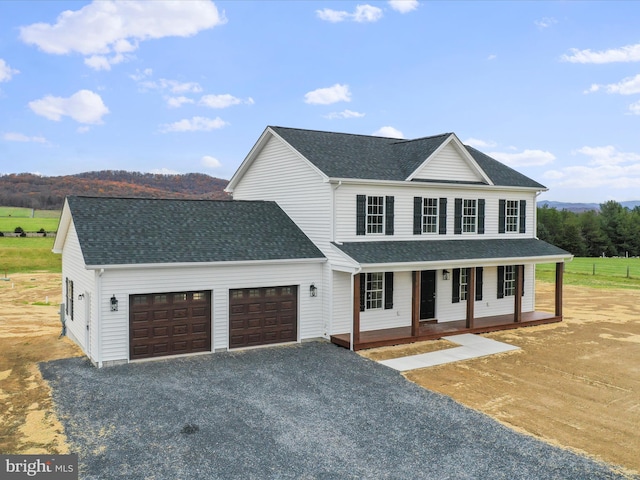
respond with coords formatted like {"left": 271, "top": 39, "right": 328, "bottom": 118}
{"left": 414, "top": 197, "right": 447, "bottom": 235}
{"left": 499, "top": 199, "right": 526, "bottom": 234}
{"left": 357, "top": 195, "right": 394, "bottom": 236}
{"left": 462, "top": 199, "right": 476, "bottom": 233}
{"left": 423, "top": 198, "right": 438, "bottom": 233}
{"left": 454, "top": 198, "right": 485, "bottom": 235}
{"left": 367, "top": 196, "right": 384, "bottom": 234}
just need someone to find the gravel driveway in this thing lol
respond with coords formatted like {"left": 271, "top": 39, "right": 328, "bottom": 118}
{"left": 40, "top": 341, "right": 627, "bottom": 479}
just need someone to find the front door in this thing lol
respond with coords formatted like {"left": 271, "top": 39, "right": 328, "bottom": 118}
{"left": 420, "top": 270, "right": 436, "bottom": 320}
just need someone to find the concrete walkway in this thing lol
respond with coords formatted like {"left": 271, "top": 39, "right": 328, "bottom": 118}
{"left": 378, "top": 333, "right": 520, "bottom": 371}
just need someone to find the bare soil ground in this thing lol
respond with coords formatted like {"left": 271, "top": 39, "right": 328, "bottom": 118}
{"left": 361, "top": 282, "right": 640, "bottom": 476}
{"left": 0, "top": 273, "right": 83, "bottom": 454}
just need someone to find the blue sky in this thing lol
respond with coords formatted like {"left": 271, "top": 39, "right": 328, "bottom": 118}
{"left": 1, "top": 1, "right": 639, "bottom": 203}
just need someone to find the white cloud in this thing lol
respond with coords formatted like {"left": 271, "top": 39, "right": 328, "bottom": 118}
{"left": 160, "top": 116, "right": 227, "bottom": 133}
{"left": 199, "top": 94, "right": 254, "bottom": 108}
{"left": 388, "top": 0, "right": 419, "bottom": 14}
{"left": 166, "top": 96, "right": 195, "bottom": 108}
{"left": 316, "top": 4, "right": 382, "bottom": 23}
{"left": 0, "top": 59, "right": 19, "bottom": 82}
{"left": 561, "top": 43, "right": 640, "bottom": 64}
{"left": 28, "top": 89, "right": 109, "bottom": 124}
{"left": 487, "top": 54, "right": 497, "bottom": 61}
{"left": 353, "top": 4, "right": 383, "bottom": 22}
{"left": 19, "top": 0, "right": 226, "bottom": 70}
{"left": 535, "top": 17, "right": 557, "bottom": 29}
{"left": 324, "top": 109, "right": 365, "bottom": 119}
{"left": 574, "top": 145, "right": 640, "bottom": 166}
{"left": 305, "top": 84, "right": 351, "bottom": 105}
{"left": 629, "top": 100, "right": 640, "bottom": 115}
{"left": 140, "top": 78, "right": 202, "bottom": 94}
{"left": 587, "top": 74, "right": 640, "bottom": 96}
{"left": 201, "top": 155, "right": 221, "bottom": 168}
{"left": 77, "top": 126, "right": 91, "bottom": 134}
{"left": 316, "top": 8, "right": 350, "bottom": 23}
{"left": 3, "top": 132, "right": 47, "bottom": 143}
{"left": 373, "top": 126, "right": 404, "bottom": 138}
{"left": 463, "top": 137, "right": 497, "bottom": 148}
{"left": 488, "top": 149, "right": 556, "bottom": 167}
{"left": 544, "top": 145, "right": 640, "bottom": 190}
{"left": 130, "top": 68, "right": 153, "bottom": 82}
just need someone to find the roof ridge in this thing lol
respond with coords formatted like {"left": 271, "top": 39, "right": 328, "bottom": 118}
{"left": 389, "top": 132, "right": 453, "bottom": 145}
{"left": 270, "top": 125, "right": 399, "bottom": 141}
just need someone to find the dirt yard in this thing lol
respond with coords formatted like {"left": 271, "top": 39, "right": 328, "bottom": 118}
{"left": 0, "top": 273, "right": 83, "bottom": 454}
{"left": 1, "top": 274, "right": 639, "bottom": 477}
{"left": 362, "top": 282, "right": 640, "bottom": 476}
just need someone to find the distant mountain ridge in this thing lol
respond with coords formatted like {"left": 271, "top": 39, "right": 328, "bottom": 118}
{"left": 0, "top": 171, "right": 230, "bottom": 210}
{"left": 538, "top": 200, "right": 640, "bottom": 212}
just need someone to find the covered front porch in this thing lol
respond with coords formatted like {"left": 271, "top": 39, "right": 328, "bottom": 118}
{"left": 330, "top": 239, "right": 571, "bottom": 350}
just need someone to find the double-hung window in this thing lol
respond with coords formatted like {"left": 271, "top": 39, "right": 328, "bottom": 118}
{"left": 367, "top": 196, "right": 384, "bottom": 234}
{"left": 504, "top": 265, "right": 516, "bottom": 296}
{"left": 460, "top": 268, "right": 469, "bottom": 301}
{"left": 505, "top": 200, "right": 519, "bottom": 232}
{"left": 499, "top": 199, "right": 526, "bottom": 234}
{"left": 357, "top": 195, "right": 394, "bottom": 235}
{"left": 365, "top": 272, "right": 384, "bottom": 310}
{"left": 422, "top": 198, "right": 438, "bottom": 233}
{"left": 462, "top": 199, "right": 477, "bottom": 233}
{"left": 65, "top": 277, "right": 74, "bottom": 321}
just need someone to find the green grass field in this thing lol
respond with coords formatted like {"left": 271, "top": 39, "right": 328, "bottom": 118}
{"left": 0, "top": 237, "right": 61, "bottom": 274}
{"left": 0, "top": 207, "right": 60, "bottom": 232}
{"left": 537, "top": 257, "right": 640, "bottom": 290}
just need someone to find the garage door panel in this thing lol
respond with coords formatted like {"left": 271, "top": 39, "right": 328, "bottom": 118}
{"left": 229, "top": 286, "right": 298, "bottom": 349}
{"left": 129, "top": 291, "right": 211, "bottom": 360}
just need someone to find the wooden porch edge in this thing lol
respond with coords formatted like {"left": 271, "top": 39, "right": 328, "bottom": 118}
{"left": 331, "top": 314, "right": 562, "bottom": 351}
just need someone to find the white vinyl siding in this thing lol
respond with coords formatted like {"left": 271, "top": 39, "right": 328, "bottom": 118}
{"left": 60, "top": 221, "right": 96, "bottom": 359}
{"left": 94, "top": 262, "right": 324, "bottom": 364}
{"left": 331, "top": 271, "right": 352, "bottom": 336}
{"left": 335, "top": 184, "right": 537, "bottom": 242}
{"left": 232, "top": 134, "right": 333, "bottom": 251}
{"left": 359, "top": 271, "right": 412, "bottom": 332}
{"left": 412, "top": 142, "right": 485, "bottom": 183}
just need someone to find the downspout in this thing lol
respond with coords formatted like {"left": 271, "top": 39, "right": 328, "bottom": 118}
{"left": 331, "top": 180, "right": 342, "bottom": 244}
{"left": 534, "top": 191, "right": 542, "bottom": 239}
{"left": 97, "top": 268, "right": 104, "bottom": 368}
{"left": 350, "top": 266, "right": 362, "bottom": 351}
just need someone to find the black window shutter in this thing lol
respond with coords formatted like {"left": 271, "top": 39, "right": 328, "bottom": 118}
{"left": 499, "top": 199, "right": 506, "bottom": 234}
{"left": 384, "top": 272, "right": 394, "bottom": 309}
{"left": 452, "top": 268, "right": 461, "bottom": 303}
{"left": 521, "top": 265, "right": 525, "bottom": 296}
{"left": 454, "top": 198, "right": 462, "bottom": 235}
{"left": 519, "top": 200, "right": 526, "bottom": 233}
{"left": 385, "top": 196, "right": 394, "bottom": 235}
{"left": 477, "top": 199, "right": 485, "bottom": 234}
{"left": 65, "top": 277, "right": 69, "bottom": 315}
{"left": 497, "top": 266, "right": 505, "bottom": 299}
{"left": 356, "top": 195, "right": 366, "bottom": 235}
{"left": 359, "top": 273, "right": 365, "bottom": 311}
{"left": 475, "top": 267, "right": 483, "bottom": 301}
{"left": 413, "top": 197, "right": 422, "bottom": 235}
{"left": 439, "top": 198, "right": 447, "bottom": 235}
{"left": 70, "top": 280, "right": 74, "bottom": 321}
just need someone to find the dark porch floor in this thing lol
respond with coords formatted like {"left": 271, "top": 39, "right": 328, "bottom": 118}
{"left": 331, "top": 311, "right": 561, "bottom": 351}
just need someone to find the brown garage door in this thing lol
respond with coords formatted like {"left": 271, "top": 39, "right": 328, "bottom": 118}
{"left": 129, "top": 291, "right": 211, "bottom": 360}
{"left": 229, "top": 286, "right": 297, "bottom": 349}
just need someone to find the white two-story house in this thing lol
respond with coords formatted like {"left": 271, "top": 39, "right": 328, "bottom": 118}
{"left": 54, "top": 126, "right": 571, "bottom": 366}
{"left": 227, "top": 126, "right": 571, "bottom": 350}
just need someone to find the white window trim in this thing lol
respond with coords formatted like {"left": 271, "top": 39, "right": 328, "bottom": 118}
{"left": 462, "top": 199, "right": 477, "bottom": 234}
{"left": 422, "top": 197, "right": 438, "bottom": 234}
{"left": 365, "top": 272, "right": 384, "bottom": 310}
{"left": 366, "top": 195, "right": 385, "bottom": 235}
{"left": 505, "top": 200, "right": 519, "bottom": 233}
{"left": 504, "top": 265, "right": 516, "bottom": 296}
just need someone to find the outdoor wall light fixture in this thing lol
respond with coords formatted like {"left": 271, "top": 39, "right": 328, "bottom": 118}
{"left": 78, "top": 293, "right": 85, "bottom": 300}
{"left": 442, "top": 270, "right": 450, "bottom": 280}
{"left": 110, "top": 295, "right": 118, "bottom": 311}
{"left": 309, "top": 284, "right": 318, "bottom": 297}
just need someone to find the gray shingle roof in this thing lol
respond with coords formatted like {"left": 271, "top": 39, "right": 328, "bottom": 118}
{"left": 333, "top": 238, "right": 570, "bottom": 265}
{"left": 270, "top": 126, "right": 546, "bottom": 188}
{"left": 66, "top": 196, "right": 325, "bottom": 266}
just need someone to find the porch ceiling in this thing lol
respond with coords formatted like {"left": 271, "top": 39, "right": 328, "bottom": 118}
{"left": 332, "top": 238, "right": 571, "bottom": 269}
